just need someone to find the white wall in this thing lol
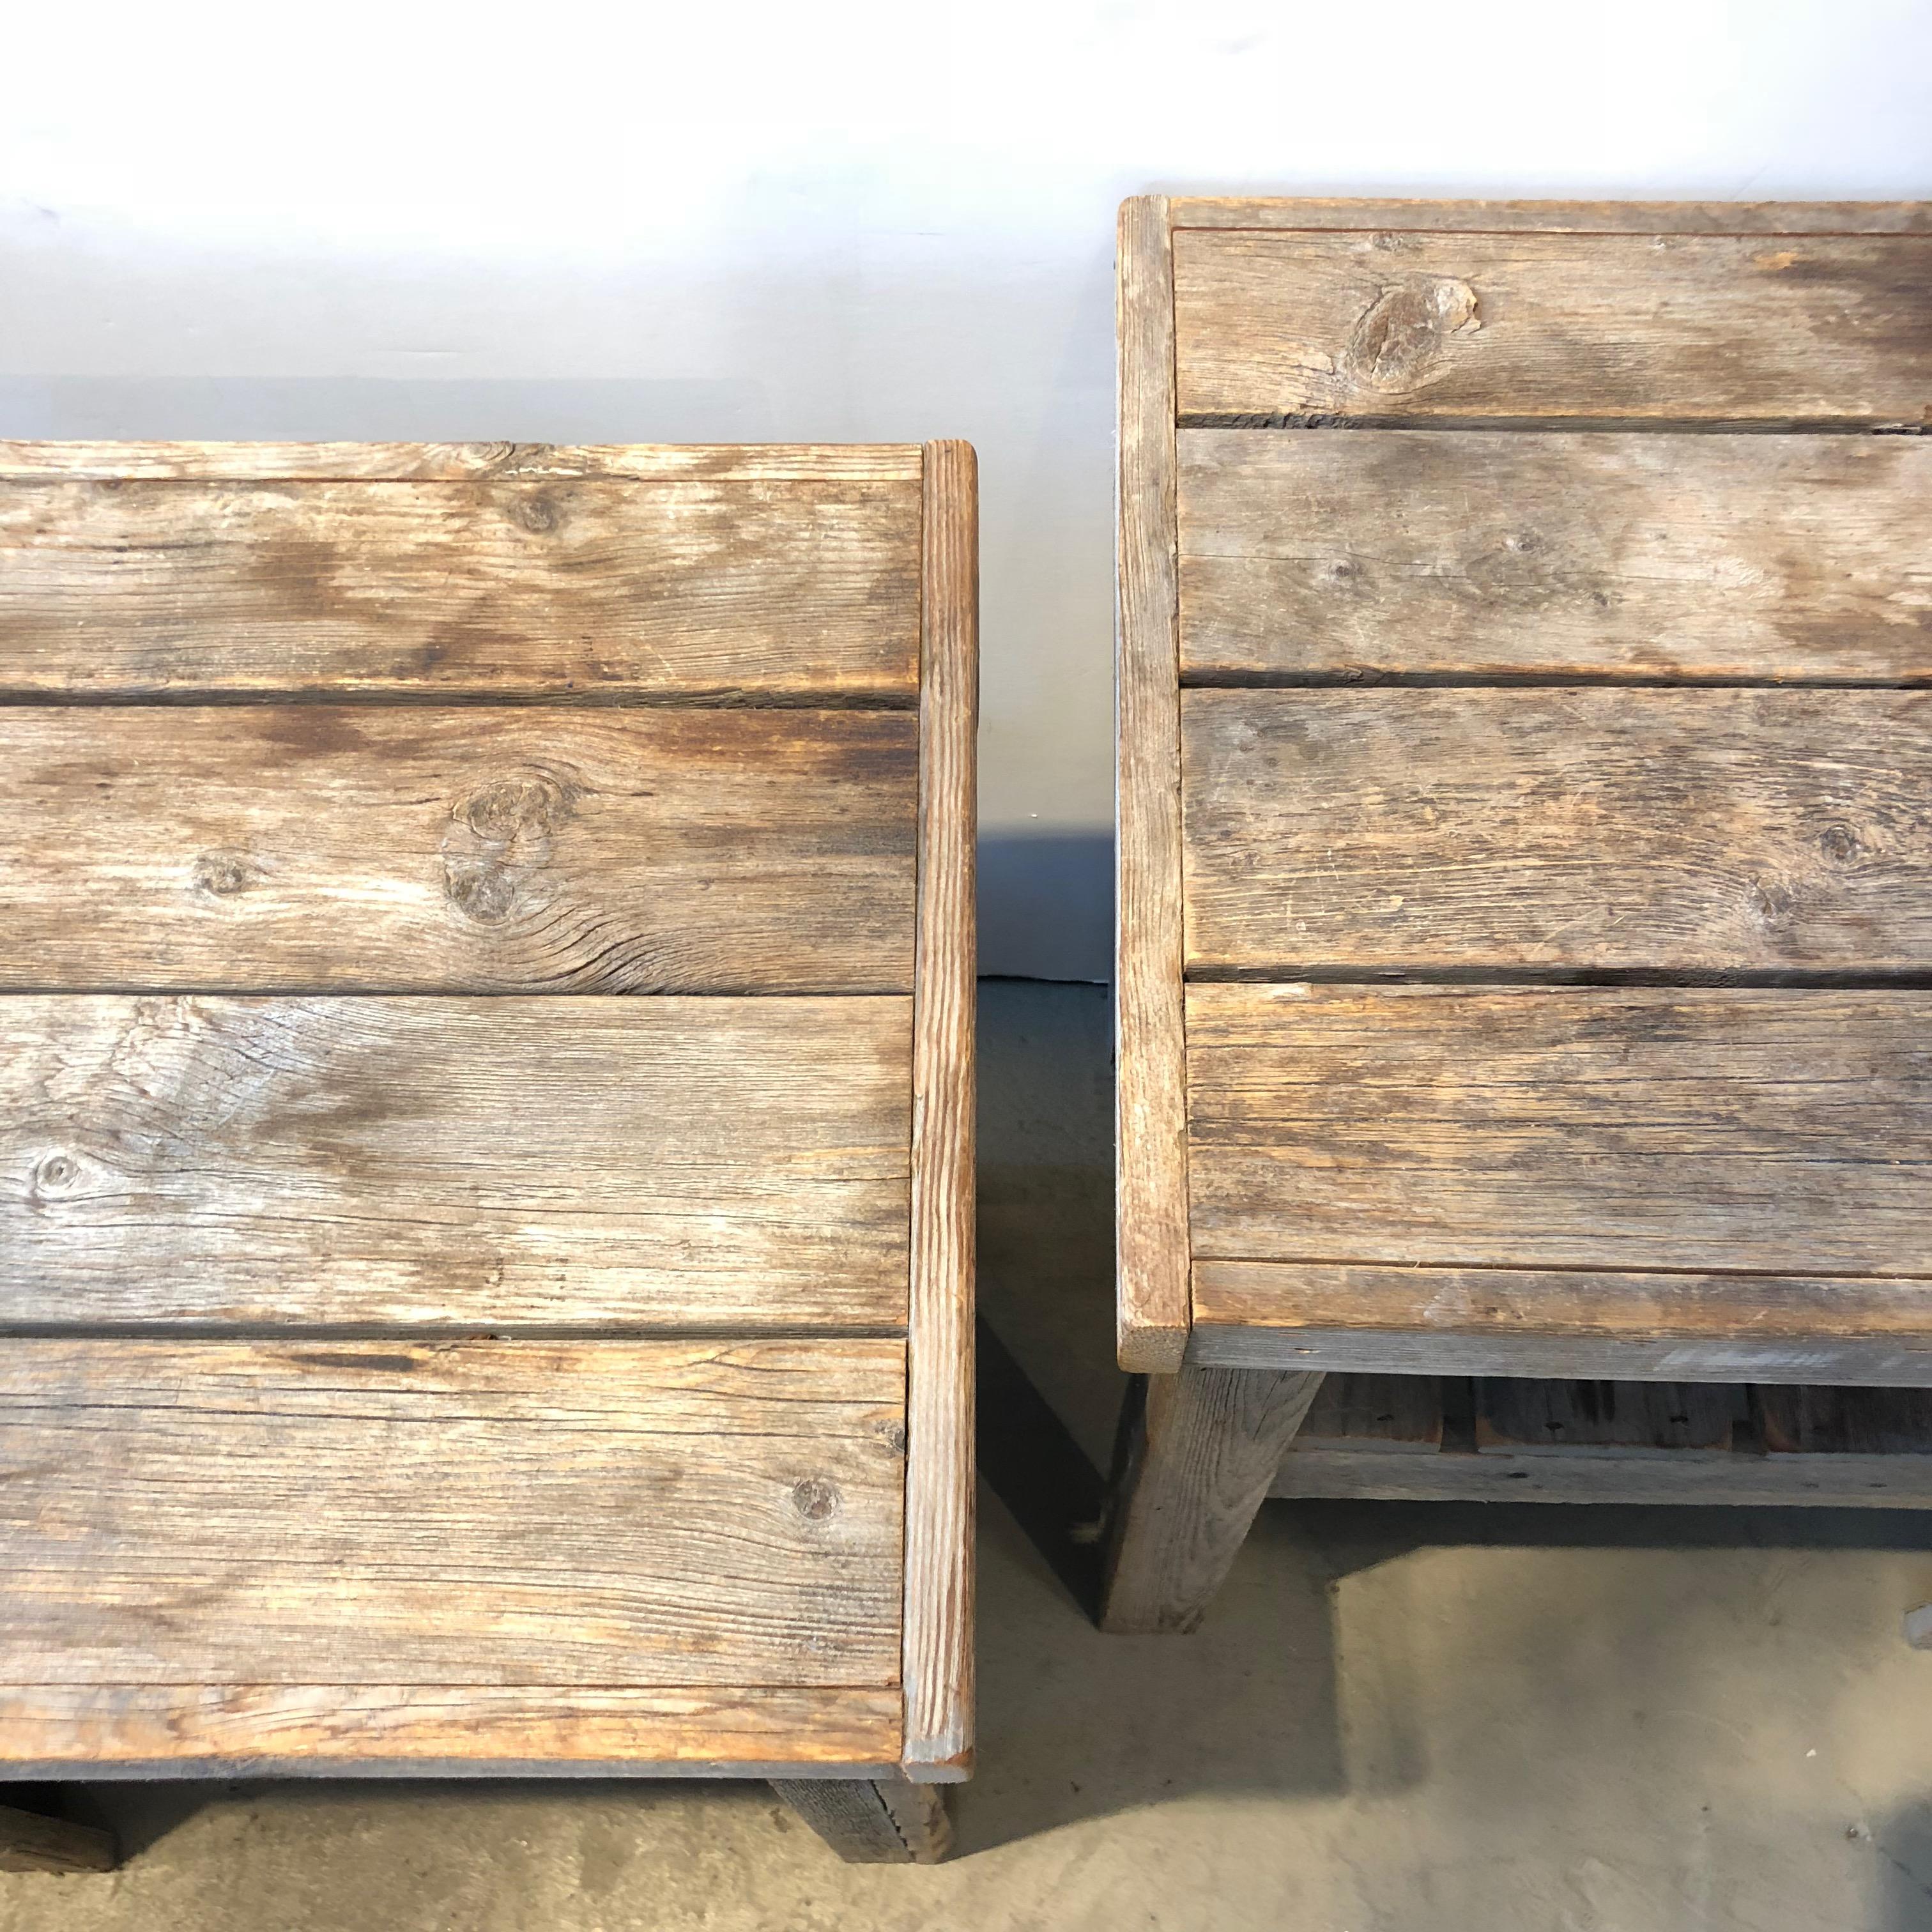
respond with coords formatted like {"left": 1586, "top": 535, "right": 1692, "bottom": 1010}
{"left": 6, "top": 0, "right": 1929, "bottom": 976}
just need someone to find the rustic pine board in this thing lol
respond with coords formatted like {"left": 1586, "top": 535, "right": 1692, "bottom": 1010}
{"left": 0, "top": 1687, "right": 903, "bottom": 1777}
{"left": 1177, "top": 428, "right": 1932, "bottom": 683}
{"left": 0, "top": 705, "right": 914, "bottom": 993}
{"left": 1271, "top": 1376, "right": 1932, "bottom": 1506}
{"left": 1186, "top": 983, "right": 1932, "bottom": 1276}
{"left": 0, "top": 1339, "right": 904, "bottom": 1689}
{"left": 1476, "top": 1378, "right": 1741, "bottom": 1454}
{"left": 0, "top": 473, "right": 919, "bottom": 700}
{"left": 0, "top": 444, "right": 926, "bottom": 481}
{"left": 1189, "top": 1262, "right": 1932, "bottom": 1386}
{"left": 1167, "top": 199, "right": 1932, "bottom": 235}
{"left": 1172, "top": 229, "right": 1932, "bottom": 426}
{"left": 1181, "top": 688, "right": 1932, "bottom": 976}
{"left": 1115, "top": 194, "right": 1195, "bottom": 1374}
{"left": 901, "top": 441, "right": 977, "bottom": 1777}
{"left": 0, "top": 993, "right": 912, "bottom": 1330}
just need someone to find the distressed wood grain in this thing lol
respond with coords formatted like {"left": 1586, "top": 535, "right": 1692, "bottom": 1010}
{"left": 0, "top": 1684, "right": 902, "bottom": 1774}
{"left": 770, "top": 1776, "right": 953, "bottom": 1863}
{"left": 0, "top": 1338, "right": 904, "bottom": 1689}
{"left": 0, "top": 443, "right": 924, "bottom": 481}
{"left": 901, "top": 441, "right": 977, "bottom": 1779}
{"left": 0, "top": 476, "right": 919, "bottom": 699}
{"left": 1757, "top": 1384, "right": 1932, "bottom": 1457}
{"left": 1098, "top": 1363, "right": 1324, "bottom": 1634}
{"left": 1177, "top": 429, "right": 1932, "bottom": 683}
{"left": 1294, "top": 1373, "right": 1444, "bottom": 1455}
{"left": 1270, "top": 1376, "right": 1932, "bottom": 1506}
{"left": 0, "top": 705, "right": 914, "bottom": 993}
{"left": 1187, "top": 983, "right": 1932, "bottom": 1276}
{"left": 1173, "top": 229, "right": 1932, "bottom": 425}
{"left": 1181, "top": 688, "right": 1932, "bottom": 976}
{"left": 1475, "top": 1378, "right": 1741, "bottom": 1455}
{"left": 1189, "top": 1261, "right": 1932, "bottom": 1387}
{"left": 1116, "top": 194, "right": 1193, "bottom": 1373}
{"left": 1169, "top": 199, "right": 1932, "bottom": 235}
{"left": 0, "top": 995, "right": 911, "bottom": 1328}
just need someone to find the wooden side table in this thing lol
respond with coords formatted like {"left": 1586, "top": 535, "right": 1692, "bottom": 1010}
{"left": 0, "top": 439, "right": 975, "bottom": 1865}
{"left": 1110, "top": 195, "right": 1932, "bottom": 1632}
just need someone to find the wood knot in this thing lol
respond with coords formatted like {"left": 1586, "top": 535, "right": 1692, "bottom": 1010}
{"left": 791, "top": 1477, "right": 839, "bottom": 1522}
{"left": 1341, "top": 278, "right": 1480, "bottom": 394}
{"left": 516, "top": 494, "right": 562, "bottom": 535}
{"left": 441, "top": 768, "right": 580, "bottom": 926}
{"left": 192, "top": 851, "right": 264, "bottom": 897}
{"left": 1818, "top": 823, "right": 1862, "bottom": 863}
{"left": 34, "top": 1153, "right": 78, "bottom": 1193}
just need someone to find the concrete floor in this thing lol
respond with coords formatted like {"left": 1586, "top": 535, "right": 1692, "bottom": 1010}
{"left": 6, "top": 979, "right": 1932, "bottom": 1931}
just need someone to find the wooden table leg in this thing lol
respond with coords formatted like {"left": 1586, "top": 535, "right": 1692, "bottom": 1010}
{"left": 770, "top": 1777, "right": 954, "bottom": 1864}
{"left": 1099, "top": 1364, "right": 1326, "bottom": 1634}
{"left": 0, "top": 1800, "right": 117, "bottom": 1874}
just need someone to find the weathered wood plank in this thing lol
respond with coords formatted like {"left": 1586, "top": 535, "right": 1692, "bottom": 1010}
{"left": 1758, "top": 1385, "right": 1932, "bottom": 1456}
{"left": 1271, "top": 1446, "right": 1932, "bottom": 1506}
{"left": 1098, "top": 1364, "right": 1324, "bottom": 1634}
{"left": 901, "top": 441, "right": 977, "bottom": 1779}
{"left": 1296, "top": 1374, "right": 1443, "bottom": 1455}
{"left": 0, "top": 995, "right": 910, "bottom": 1328}
{"left": 1187, "top": 985, "right": 1932, "bottom": 1276}
{"left": 1190, "top": 1261, "right": 1932, "bottom": 1387}
{"left": 1173, "top": 229, "right": 1932, "bottom": 425}
{"left": 0, "top": 476, "right": 919, "bottom": 698}
{"left": 1177, "top": 429, "right": 1932, "bottom": 683}
{"left": 1181, "top": 689, "right": 1932, "bottom": 976}
{"left": 770, "top": 1776, "right": 953, "bottom": 1864}
{"left": 1169, "top": 199, "right": 1932, "bottom": 235}
{"left": 0, "top": 1685, "right": 901, "bottom": 1774}
{"left": 0, "top": 1340, "right": 904, "bottom": 1690}
{"left": 0, "top": 443, "right": 924, "bottom": 481}
{"left": 1116, "top": 194, "right": 1193, "bottom": 1374}
{"left": 0, "top": 706, "right": 914, "bottom": 993}
{"left": 1271, "top": 1375, "right": 1932, "bottom": 1507}
{"left": 1475, "top": 1379, "right": 1740, "bottom": 1455}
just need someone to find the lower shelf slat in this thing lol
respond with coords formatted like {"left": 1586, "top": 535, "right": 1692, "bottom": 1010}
{"left": 1271, "top": 1374, "right": 1932, "bottom": 1507}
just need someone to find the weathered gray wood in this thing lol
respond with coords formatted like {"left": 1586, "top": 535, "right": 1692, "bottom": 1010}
{"left": 0, "top": 705, "right": 914, "bottom": 993}
{"left": 1189, "top": 1262, "right": 1932, "bottom": 1388}
{"left": 1181, "top": 688, "right": 1932, "bottom": 975}
{"left": 1188, "top": 984, "right": 1932, "bottom": 1276}
{"left": 0, "top": 474, "right": 919, "bottom": 699}
{"left": 0, "top": 995, "right": 910, "bottom": 1328}
{"left": 0, "top": 1339, "right": 904, "bottom": 1692}
{"left": 1098, "top": 1365, "right": 1324, "bottom": 1634}
{"left": 1271, "top": 1375, "right": 1932, "bottom": 1508}
{"left": 1116, "top": 194, "right": 1193, "bottom": 1374}
{"left": 1476, "top": 1379, "right": 1742, "bottom": 1455}
{"left": 1177, "top": 429, "right": 1932, "bottom": 683}
{"left": 1172, "top": 229, "right": 1932, "bottom": 425}
{"left": 1297, "top": 1374, "right": 1443, "bottom": 1455}
{"left": 771, "top": 1776, "right": 953, "bottom": 1864}
{"left": 1758, "top": 1385, "right": 1932, "bottom": 1456}
{"left": 1273, "top": 1446, "right": 1932, "bottom": 1506}
{"left": 0, "top": 1802, "right": 117, "bottom": 1874}
{"left": 0, "top": 1687, "right": 903, "bottom": 1777}
{"left": 901, "top": 441, "right": 977, "bottom": 1779}
{"left": 1168, "top": 198, "right": 1932, "bottom": 235}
